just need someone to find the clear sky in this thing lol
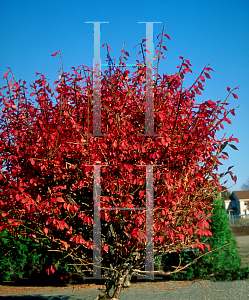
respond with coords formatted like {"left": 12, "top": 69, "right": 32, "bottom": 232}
{"left": 1, "top": 0, "right": 248, "bottom": 192}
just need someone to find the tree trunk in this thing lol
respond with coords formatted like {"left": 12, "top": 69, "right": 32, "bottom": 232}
{"left": 94, "top": 269, "right": 130, "bottom": 300}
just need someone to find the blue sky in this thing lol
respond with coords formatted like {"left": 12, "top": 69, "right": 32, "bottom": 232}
{"left": 1, "top": 0, "right": 249, "bottom": 192}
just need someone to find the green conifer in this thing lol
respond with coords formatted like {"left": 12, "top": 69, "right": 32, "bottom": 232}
{"left": 157, "top": 195, "right": 249, "bottom": 280}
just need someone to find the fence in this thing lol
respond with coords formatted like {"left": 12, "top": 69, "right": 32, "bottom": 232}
{"left": 228, "top": 214, "right": 249, "bottom": 226}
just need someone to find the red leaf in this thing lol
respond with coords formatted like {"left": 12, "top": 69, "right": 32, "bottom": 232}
{"left": 56, "top": 197, "right": 65, "bottom": 202}
{"left": 179, "top": 55, "right": 184, "bottom": 60}
{"left": 132, "top": 227, "right": 138, "bottom": 237}
{"left": 232, "top": 93, "right": 238, "bottom": 99}
{"left": 198, "top": 244, "right": 204, "bottom": 251}
{"left": 142, "top": 39, "right": 148, "bottom": 42}
{"left": 43, "top": 228, "right": 49, "bottom": 235}
{"left": 161, "top": 138, "right": 169, "bottom": 146}
{"left": 205, "top": 244, "right": 210, "bottom": 251}
{"left": 199, "top": 75, "right": 205, "bottom": 82}
{"left": 230, "top": 137, "right": 239, "bottom": 143}
{"left": 51, "top": 51, "right": 59, "bottom": 57}
{"left": 204, "top": 72, "right": 211, "bottom": 79}
{"left": 229, "top": 144, "right": 238, "bottom": 150}
{"left": 220, "top": 155, "right": 228, "bottom": 160}
{"left": 164, "top": 34, "right": 170, "bottom": 40}
{"left": 222, "top": 151, "right": 229, "bottom": 157}
{"left": 30, "top": 158, "right": 35, "bottom": 166}
{"left": 102, "top": 244, "right": 108, "bottom": 253}
{"left": 3, "top": 71, "right": 10, "bottom": 79}
{"left": 137, "top": 230, "right": 146, "bottom": 242}
{"left": 139, "top": 190, "right": 145, "bottom": 199}
{"left": 227, "top": 86, "right": 230, "bottom": 92}
{"left": 50, "top": 265, "right": 55, "bottom": 274}
{"left": 198, "top": 81, "right": 204, "bottom": 90}
{"left": 70, "top": 204, "right": 75, "bottom": 214}
{"left": 162, "top": 46, "right": 168, "bottom": 51}
{"left": 224, "top": 118, "right": 231, "bottom": 124}
{"left": 136, "top": 51, "right": 141, "bottom": 57}
{"left": 75, "top": 235, "right": 80, "bottom": 244}
{"left": 8, "top": 219, "right": 16, "bottom": 224}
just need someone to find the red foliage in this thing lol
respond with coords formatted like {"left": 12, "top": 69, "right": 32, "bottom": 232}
{"left": 0, "top": 49, "right": 238, "bottom": 273}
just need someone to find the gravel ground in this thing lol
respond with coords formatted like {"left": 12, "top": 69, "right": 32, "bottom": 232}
{"left": 1, "top": 280, "right": 249, "bottom": 300}
{"left": 1, "top": 236, "right": 248, "bottom": 299}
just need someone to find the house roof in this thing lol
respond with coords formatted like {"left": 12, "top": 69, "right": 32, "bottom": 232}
{"left": 233, "top": 190, "right": 249, "bottom": 200}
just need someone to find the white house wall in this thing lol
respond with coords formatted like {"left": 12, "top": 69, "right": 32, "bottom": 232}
{"left": 239, "top": 199, "right": 249, "bottom": 215}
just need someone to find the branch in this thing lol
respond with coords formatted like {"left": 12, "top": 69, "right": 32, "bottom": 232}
{"left": 155, "top": 25, "right": 165, "bottom": 85}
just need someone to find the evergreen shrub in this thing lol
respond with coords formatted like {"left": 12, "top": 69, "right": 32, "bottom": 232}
{"left": 155, "top": 195, "right": 249, "bottom": 281}
{"left": 0, "top": 228, "right": 82, "bottom": 285}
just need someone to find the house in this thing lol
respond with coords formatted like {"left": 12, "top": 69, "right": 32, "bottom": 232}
{"left": 223, "top": 190, "right": 249, "bottom": 217}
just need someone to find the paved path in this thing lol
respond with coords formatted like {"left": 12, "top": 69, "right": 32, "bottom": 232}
{"left": 1, "top": 280, "right": 249, "bottom": 300}
{"left": 235, "top": 235, "right": 249, "bottom": 268}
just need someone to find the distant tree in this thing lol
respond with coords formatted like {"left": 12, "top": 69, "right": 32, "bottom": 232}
{"left": 241, "top": 178, "right": 249, "bottom": 190}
